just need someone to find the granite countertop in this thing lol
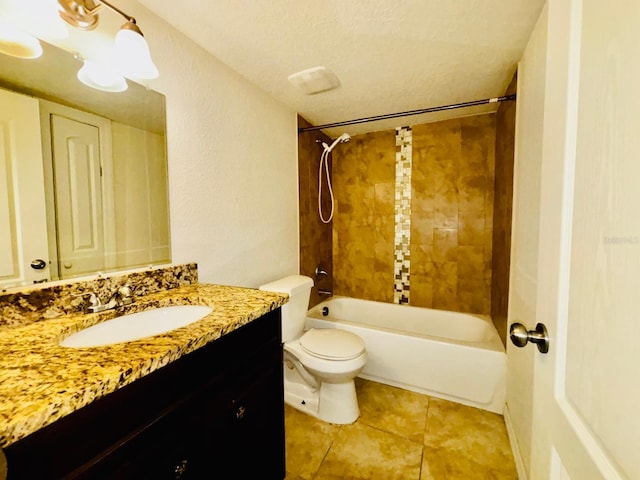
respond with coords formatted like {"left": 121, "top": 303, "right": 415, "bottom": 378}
{"left": 0, "top": 283, "right": 288, "bottom": 449}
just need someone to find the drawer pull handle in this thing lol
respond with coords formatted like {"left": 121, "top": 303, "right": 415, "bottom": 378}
{"left": 236, "top": 405, "right": 246, "bottom": 419}
{"left": 174, "top": 459, "right": 188, "bottom": 478}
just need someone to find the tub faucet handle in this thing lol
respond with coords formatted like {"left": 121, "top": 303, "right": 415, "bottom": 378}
{"left": 315, "top": 266, "right": 328, "bottom": 279}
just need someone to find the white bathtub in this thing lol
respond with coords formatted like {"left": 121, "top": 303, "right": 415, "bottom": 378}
{"left": 306, "top": 296, "right": 506, "bottom": 414}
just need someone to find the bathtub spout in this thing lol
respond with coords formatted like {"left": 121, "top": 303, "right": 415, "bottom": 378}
{"left": 284, "top": 350, "right": 319, "bottom": 390}
{"left": 318, "top": 289, "right": 332, "bottom": 297}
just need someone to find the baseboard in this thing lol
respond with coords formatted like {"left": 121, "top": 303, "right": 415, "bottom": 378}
{"left": 504, "top": 404, "right": 529, "bottom": 480}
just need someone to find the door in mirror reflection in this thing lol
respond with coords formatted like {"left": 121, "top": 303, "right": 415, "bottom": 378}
{"left": 51, "top": 114, "right": 106, "bottom": 278}
{"left": 0, "top": 89, "right": 50, "bottom": 288}
{"left": 41, "top": 100, "right": 169, "bottom": 281}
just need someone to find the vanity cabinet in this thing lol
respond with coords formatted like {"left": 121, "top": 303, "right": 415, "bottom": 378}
{"left": 4, "top": 309, "right": 285, "bottom": 479}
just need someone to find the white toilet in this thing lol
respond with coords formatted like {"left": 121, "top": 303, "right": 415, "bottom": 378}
{"left": 259, "top": 275, "right": 367, "bottom": 424}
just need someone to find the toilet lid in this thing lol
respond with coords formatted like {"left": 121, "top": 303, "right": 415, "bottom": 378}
{"left": 300, "top": 328, "right": 365, "bottom": 360}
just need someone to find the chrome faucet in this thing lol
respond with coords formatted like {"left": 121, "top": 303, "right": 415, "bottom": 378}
{"left": 85, "top": 284, "right": 136, "bottom": 313}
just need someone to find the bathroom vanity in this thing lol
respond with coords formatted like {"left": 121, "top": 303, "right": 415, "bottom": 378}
{"left": 0, "top": 282, "right": 288, "bottom": 480}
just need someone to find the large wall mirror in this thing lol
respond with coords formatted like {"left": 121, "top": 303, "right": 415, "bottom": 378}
{"left": 0, "top": 40, "right": 170, "bottom": 289}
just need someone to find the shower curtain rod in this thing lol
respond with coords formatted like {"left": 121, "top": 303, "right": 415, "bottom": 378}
{"left": 297, "top": 94, "right": 517, "bottom": 133}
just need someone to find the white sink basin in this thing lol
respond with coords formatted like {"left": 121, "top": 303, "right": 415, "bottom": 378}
{"left": 60, "top": 305, "right": 213, "bottom": 348}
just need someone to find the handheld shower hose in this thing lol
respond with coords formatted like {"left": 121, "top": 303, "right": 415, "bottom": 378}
{"left": 318, "top": 133, "right": 350, "bottom": 223}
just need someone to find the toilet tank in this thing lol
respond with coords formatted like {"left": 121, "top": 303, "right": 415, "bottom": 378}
{"left": 259, "top": 275, "right": 314, "bottom": 342}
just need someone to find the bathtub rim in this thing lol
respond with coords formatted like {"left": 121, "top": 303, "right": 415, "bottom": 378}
{"left": 306, "top": 295, "right": 505, "bottom": 353}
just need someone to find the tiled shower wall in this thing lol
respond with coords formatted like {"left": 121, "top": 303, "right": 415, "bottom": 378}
{"left": 332, "top": 114, "right": 496, "bottom": 314}
{"left": 332, "top": 130, "right": 396, "bottom": 303}
{"left": 297, "top": 116, "right": 333, "bottom": 308}
{"left": 491, "top": 72, "right": 518, "bottom": 344}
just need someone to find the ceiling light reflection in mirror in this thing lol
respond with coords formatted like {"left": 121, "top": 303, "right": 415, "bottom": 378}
{"left": 0, "top": 0, "right": 159, "bottom": 93}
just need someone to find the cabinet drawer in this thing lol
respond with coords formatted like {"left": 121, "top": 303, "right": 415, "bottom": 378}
{"left": 79, "top": 348, "right": 284, "bottom": 479}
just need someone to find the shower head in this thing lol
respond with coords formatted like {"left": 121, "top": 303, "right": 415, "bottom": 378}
{"left": 323, "top": 133, "right": 351, "bottom": 153}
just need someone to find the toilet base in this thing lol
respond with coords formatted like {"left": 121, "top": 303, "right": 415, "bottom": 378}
{"left": 318, "top": 381, "right": 360, "bottom": 424}
{"left": 283, "top": 363, "right": 360, "bottom": 425}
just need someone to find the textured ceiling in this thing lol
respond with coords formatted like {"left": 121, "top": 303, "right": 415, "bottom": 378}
{"left": 139, "top": 0, "right": 544, "bottom": 137}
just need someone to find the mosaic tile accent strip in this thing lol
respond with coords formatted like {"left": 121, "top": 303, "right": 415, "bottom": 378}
{"left": 394, "top": 126, "right": 412, "bottom": 304}
{"left": 0, "top": 263, "right": 198, "bottom": 328}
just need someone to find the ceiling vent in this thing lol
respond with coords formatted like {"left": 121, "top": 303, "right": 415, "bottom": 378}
{"left": 288, "top": 66, "right": 340, "bottom": 95}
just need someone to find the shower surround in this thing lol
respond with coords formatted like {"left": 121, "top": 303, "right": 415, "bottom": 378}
{"left": 332, "top": 114, "right": 496, "bottom": 314}
{"left": 297, "top": 116, "right": 333, "bottom": 308}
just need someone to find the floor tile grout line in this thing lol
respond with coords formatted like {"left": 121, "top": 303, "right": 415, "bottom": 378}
{"left": 313, "top": 424, "right": 342, "bottom": 479}
{"left": 355, "top": 420, "right": 426, "bottom": 446}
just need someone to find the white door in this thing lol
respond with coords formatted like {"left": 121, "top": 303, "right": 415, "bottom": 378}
{"left": 0, "top": 88, "right": 50, "bottom": 287}
{"left": 50, "top": 114, "right": 106, "bottom": 278}
{"left": 527, "top": 0, "right": 640, "bottom": 478}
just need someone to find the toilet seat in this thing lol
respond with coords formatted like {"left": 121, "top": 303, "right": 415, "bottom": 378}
{"left": 300, "top": 328, "right": 365, "bottom": 360}
{"left": 284, "top": 338, "right": 367, "bottom": 376}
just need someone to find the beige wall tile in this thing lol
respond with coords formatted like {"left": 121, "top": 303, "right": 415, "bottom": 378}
{"left": 458, "top": 245, "right": 485, "bottom": 278}
{"left": 433, "top": 197, "right": 459, "bottom": 228}
{"left": 432, "top": 261, "right": 458, "bottom": 310}
{"left": 412, "top": 148, "right": 435, "bottom": 195}
{"left": 298, "top": 116, "right": 333, "bottom": 307}
{"left": 374, "top": 182, "right": 395, "bottom": 214}
{"left": 458, "top": 276, "right": 488, "bottom": 314}
{"left": 410, "top": 274, "right": 433, "bottom": 308}
{"left": 411, "top": 188, "right": 435, "bottom": 214}
{"left": 459, "top": 210, "right": 486, "bottom": 246}
{"left": 330, "top": 114, "right": 496, "bottom": 316}
{"left": 491, "top": 73, "right": 517, "bottom": 345}
{"left": 332, "top": 129, "right": 395, "bottom": 300}
{"left": 434, "top": 228, "right": 458, "bottom": 262}
{"left": 411, "top": 209, "right": 433, "bottom": 243}
{"left": 411, "top": 244, "right": 434, "bottom": 275}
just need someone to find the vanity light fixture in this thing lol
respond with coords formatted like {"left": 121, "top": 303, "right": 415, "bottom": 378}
{"left": 0, "top": 17, "right": 43, "bottom": 59}
{"left": 58, "top": 0, "right": 159, "bottom": 80}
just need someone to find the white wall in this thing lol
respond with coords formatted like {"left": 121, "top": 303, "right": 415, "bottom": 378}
{"left": 131, "top": 3, "right": 300, "bottom": 288}
{"left": 505, "top": 5, "right": 548, "bottom": 480}
{"left": 112, "top": 122, "right": 169, "bottom": 267}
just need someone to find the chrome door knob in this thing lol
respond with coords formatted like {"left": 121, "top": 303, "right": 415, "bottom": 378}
{"left": 510, "top": 322, "right": 550, "bottom": 353}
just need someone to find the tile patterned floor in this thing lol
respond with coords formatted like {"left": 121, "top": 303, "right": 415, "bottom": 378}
{"left": 284, "top": 378, "right": 518, "bottom": 480}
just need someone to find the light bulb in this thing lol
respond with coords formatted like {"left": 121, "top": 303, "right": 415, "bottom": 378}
{"left": 0, "top": 17, "right": 42, "bottom": 59}
{"left": 77, "top": 60, "right": 128, "bottom": 92}
{"left": 113, "top": 22, "right": 159, "bottom": 80}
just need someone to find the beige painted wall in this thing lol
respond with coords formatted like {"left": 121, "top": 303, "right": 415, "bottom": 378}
{"left": 132, "top": 3, "right": 299, "bottom": 287}
{"left": 505, "top": 5, "right": 548, "bottom": 478}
